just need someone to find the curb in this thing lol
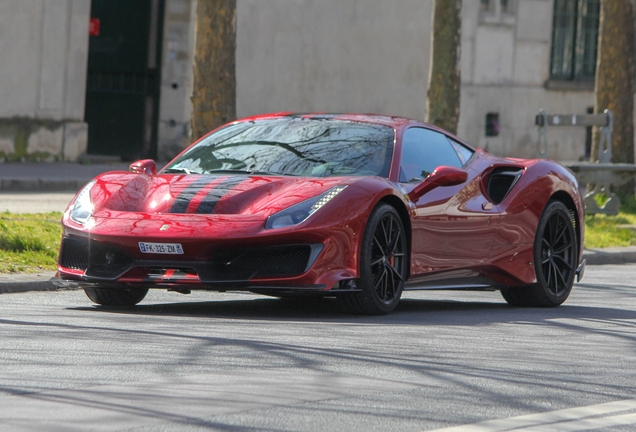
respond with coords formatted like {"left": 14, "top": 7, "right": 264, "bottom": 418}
{"left": 582, "top": 246, "right": 636, "bottom": 265}
{"left": 1, "top": 248, "right": 636, "bottom": 294}
{"left": 0, "top": 272, "right": 72, "bottom": 294}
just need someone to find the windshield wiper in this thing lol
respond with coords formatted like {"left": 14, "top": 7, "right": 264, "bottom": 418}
{"left": 163, "top": 167, "right": 200, "bottom": 175}
{"left": 164, "top": 168, "right": 296, "bottom": 176}
{"left": 205, "top": 169, "right": 295, "bottom": 176}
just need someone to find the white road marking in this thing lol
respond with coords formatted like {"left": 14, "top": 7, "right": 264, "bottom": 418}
{"left": 429, "top": 399, "right": 636, "bottom": 431}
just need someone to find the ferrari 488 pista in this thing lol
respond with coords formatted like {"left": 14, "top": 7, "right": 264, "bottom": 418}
{"left": 53, "top": 113, "right": 585, "bottom": 315}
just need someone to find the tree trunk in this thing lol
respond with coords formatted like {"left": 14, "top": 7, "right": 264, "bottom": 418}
{"left": 592, "top": 0, "right": 635, "bottom": 171}
{"left": 190, "top": 0, "right": 237, "bottom": 142}
{"left": 425, "top": 0, "right": 462, "bottom": 135}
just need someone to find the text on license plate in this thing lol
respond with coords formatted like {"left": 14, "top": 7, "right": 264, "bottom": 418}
{"left": 139, "top": 242, "right": 184, "bottom": 254}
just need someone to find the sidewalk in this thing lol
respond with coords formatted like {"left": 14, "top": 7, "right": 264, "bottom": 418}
{"left": 0, "top": 161, "right": 131, "bottom": 192}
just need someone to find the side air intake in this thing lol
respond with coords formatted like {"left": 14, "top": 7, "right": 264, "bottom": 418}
{"left": 487, "top": 167, "right": 523, "bottom": 204}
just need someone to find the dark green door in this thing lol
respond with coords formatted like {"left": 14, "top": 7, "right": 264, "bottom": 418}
{"left": 85, "top": 0, "right": 163, "bottom": 160}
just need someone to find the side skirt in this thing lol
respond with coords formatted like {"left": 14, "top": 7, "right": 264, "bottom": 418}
{"left": 404, "top": 276, "right": 501, "bottom": 291}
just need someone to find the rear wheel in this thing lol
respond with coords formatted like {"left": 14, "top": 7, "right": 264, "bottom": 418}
{"left": 501, "top": 201, "right": 577, "bottom": 307}
{"left": 342, "top": 204, "right": 407, "bottom": 315}
{"left": 84, "top": 287, "right": 148, "bottom": 307}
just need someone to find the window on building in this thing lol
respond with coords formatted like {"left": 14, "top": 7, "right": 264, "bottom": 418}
{"left": 480, "top": 0, "right": 515, "bottom": 24}
{"left": 480, "top": 0, "right": 514, "bottom": 15}
{"left": 550, "top": 0, "right": 600, "bottom": 81}
{"left": 485, "top": 113, "right": 500, "bottom": 137}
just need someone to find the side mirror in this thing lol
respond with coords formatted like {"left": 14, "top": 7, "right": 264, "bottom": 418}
{"left": 408, "top": 166, "right": 468, "bottom": 203}
{"left": 129, "top": 159, "right": 156, "bottom": 175}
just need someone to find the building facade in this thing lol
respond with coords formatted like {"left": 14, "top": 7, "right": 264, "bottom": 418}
{"left": 0, "top": 0, "right": 623, "bottom": 163}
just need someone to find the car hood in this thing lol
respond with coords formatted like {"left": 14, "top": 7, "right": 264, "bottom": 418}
{"left": 86, "top": 172, "right": 354, "bottom": 219}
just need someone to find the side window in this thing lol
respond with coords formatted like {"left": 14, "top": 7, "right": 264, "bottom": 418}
{"left": 448, "top": 138, "right": 475, "bottom": 165}
{"left": 399, "top": 128, "right": 463, "bottom": 183}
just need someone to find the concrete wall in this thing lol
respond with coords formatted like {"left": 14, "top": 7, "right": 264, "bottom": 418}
{"left": 235, "top": 0, "right": 432, "bottom": 120}
{"left": 0, "top": 0, "right": 90, "bottom": 162}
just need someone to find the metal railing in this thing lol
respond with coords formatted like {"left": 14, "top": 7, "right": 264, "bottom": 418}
{"left": 535, "top": 109, "right": 636, "bottom": 215}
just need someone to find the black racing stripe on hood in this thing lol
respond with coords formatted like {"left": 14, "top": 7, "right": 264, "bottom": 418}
{"left": 170, "top": 177, "right": 219, "bottom": 214}
{"left": 196, "top": 176, "right": 246, "bottom": 214}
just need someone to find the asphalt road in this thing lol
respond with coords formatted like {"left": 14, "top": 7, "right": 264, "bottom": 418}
{"left": 0, "top": 265, "right": 635, "bottom": 431}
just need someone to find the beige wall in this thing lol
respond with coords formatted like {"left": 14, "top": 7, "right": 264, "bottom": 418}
{"left": 235, "top": 0, "right": 432, "bottom": 120}
{"left": 0, "top": 0, "right": 89, "bottom": 161}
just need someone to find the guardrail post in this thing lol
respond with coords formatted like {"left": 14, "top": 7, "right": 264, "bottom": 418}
{"left": 597, "top": 109, "right": 613, "bottom": 163}
{"left": 536, "top": 109, "right": 548, "bottom": 158}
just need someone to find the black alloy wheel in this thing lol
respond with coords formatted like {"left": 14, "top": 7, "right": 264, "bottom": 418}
{"left": 501, "top": 201, "right": 577, "bottom": 307}
{"left": 537, "top": 203, "right": 577, "bottom": 297}
{"left": 343, "top": 204, "right": 407, "bottom": 315}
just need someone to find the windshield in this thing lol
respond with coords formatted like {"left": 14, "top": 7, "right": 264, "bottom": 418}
{"left": 163, "top": 117, "right": 395, "bottom": 177}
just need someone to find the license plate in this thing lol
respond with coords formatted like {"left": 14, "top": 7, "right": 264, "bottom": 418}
{"left": 139, "top": 242, "right": 184, "bottom": 254}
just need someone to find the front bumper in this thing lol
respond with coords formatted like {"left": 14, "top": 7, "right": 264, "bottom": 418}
{"left": 57, "top": 236, "right": 334, "bottom": 288}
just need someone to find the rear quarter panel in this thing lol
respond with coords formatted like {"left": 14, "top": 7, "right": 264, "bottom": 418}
{"left": 489, "top": 159, "right": 584, "bottom": 284}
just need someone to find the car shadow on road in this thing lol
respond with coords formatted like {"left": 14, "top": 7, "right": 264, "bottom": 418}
{"left": 70, "top": 293, "right": 636, "bottom": 327}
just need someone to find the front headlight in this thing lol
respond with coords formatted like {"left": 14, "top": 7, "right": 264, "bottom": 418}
{"left": 265, "top": 185, "right": 347, "bottom": 229}
{"left": 70, "top": 180, "right": 96, "bottom": 225}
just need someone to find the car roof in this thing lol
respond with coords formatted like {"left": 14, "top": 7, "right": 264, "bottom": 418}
{"left": 204, "top": 112, "right": 474, "bottom": 152}
{"left": 234, "top": 112, "right": 421, "bottom": 129}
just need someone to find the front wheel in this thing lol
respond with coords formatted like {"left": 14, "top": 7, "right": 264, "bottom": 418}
{"left": 342, "top": 204, "right": 408, "bottom": 315}
{"left": 501, "top": 201, "right": 577, "bottom": 307}
{"left": 84, "top": 287, "right": 148, "bottom": 307}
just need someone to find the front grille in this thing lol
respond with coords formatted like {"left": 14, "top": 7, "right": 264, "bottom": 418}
{"left": 209, "top": 245, "right": 312, "bottom": 279}
{"left": 60, "top": 238, "right": 316, "bottom": 282}
{"left": 59, "top": 237, "right": 132, "bottom": 278}
{"left": 59, "top": 238, "right": 89, "bottom": 270}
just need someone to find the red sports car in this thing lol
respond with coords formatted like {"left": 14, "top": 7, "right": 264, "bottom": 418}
{"left": 53, "top": 113, "right": 585, "bottom": 315}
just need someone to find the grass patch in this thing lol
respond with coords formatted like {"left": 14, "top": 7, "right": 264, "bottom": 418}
{"left": 0, "top": 212, "right": 63, "bottom": 274}
{"left": 584, "top": 194, "right": 636, "bottom": 248}
{"left": 585, "top": 212, "right": 636, "bottom": 248}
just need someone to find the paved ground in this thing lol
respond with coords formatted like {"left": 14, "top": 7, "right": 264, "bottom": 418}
{"left": 0, "top": 192, "right": 76, "bottom": 213}
{"left": 0, "top": 264, "right": 635, "bottom": 431}
{"left": 0, "top": 161, "right": 130, "bottom": 192}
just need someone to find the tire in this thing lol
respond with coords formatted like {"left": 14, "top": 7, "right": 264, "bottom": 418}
{"left": 501, "top": 201, "right": 577, "bottom": 307}
{"left": 342, "top": 204, "right": 408, "bottom": 315}
{"left": 84, "top": 287, "right": 148, "bottom": 307}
